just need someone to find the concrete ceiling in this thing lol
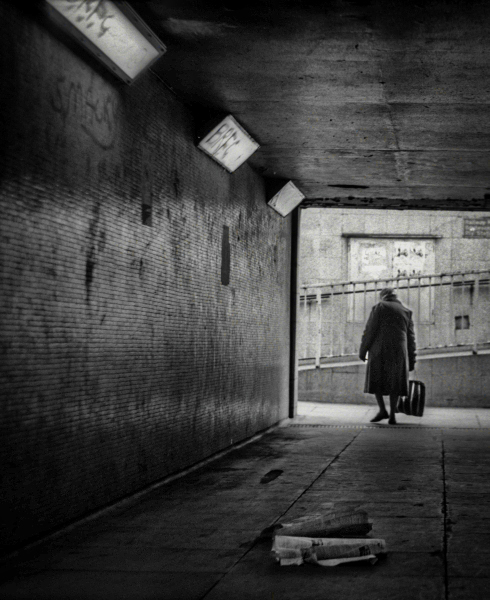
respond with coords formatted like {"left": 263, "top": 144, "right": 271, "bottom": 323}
{"left": 140, "top": 0, "right": 490, "bottom": 210}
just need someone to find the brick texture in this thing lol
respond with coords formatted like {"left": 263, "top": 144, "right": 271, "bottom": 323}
{"left": 0, "top": 6, "right": 292, "bottom": 554}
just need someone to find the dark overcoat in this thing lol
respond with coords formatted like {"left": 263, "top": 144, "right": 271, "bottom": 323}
{"left": 359, "top": 297, "right": 416, "bottom": 396}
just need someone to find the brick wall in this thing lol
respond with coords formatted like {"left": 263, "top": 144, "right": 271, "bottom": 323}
{"left": 0, "top": 6, "right": 292, "bottom": 554}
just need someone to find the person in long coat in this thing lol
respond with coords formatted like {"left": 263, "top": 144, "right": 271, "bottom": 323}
{"left": 359, "top": 287, "right": 416, "bottom": 424}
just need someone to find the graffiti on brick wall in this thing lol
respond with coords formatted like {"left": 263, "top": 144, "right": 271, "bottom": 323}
{"left": 49, "top": 75, "right": 119, "bottom": 149}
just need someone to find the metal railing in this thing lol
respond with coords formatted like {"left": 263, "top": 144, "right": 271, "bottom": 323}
{"left": 298, "top": 270, "right": 490, "bottom": 367}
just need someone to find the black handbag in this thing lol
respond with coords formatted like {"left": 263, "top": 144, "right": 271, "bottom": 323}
{"left": 396, "top": 380, "right": 426, "bottom": 417}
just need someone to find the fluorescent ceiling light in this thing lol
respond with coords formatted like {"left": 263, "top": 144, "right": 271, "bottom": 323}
{"left": 268, "top": 181, "right": 305, "bottom": 217}
{"left": 197, "top": 115, "right": 259, "bottom": 173}
{"left": 46, "top": 0, "right": 166, "bottom": 84}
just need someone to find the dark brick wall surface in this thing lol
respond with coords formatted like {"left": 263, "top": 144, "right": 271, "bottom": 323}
{"left": 0, "top": 6, "right": 292, "bottom": 554}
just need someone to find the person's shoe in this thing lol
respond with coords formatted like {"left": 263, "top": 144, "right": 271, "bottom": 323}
{"left": 370, "top": 411, "right": 389, "bottom": 423}
{"left": 388, "top": 416, "right": 397, "bottom": 425}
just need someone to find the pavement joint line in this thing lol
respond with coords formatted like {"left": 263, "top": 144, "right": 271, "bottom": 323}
{"left": 199, "top": 430, "right": 363, "bottom": 599}
{"left": 289, "top": 424, "right": 489, "bottom": 430}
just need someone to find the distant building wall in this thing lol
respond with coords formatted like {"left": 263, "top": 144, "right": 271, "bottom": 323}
{"left": 299, "top": 208, "right": 490, "bottom": 356}
{"left": 300, "top": 207, "right": 490, "bottom": 286}
{"left": 0, "top": 6, "right": 292, "bottom": 554}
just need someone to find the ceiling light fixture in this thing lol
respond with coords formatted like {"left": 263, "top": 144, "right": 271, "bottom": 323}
{"left": 46, "top": 0, "right": 166, "bottom": 84}
{"left": 197, "top": 115, "right": 259, "bottom": 173}
{"left": 267, "top": 180, "right": 305, "bottom": 217}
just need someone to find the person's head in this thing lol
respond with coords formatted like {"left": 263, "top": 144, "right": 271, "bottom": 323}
{"left": 380, "top": 287, "right": 396, "bottom": 300}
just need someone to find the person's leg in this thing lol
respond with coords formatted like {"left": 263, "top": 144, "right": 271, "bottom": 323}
{"left": 370, "top": 394, "right": 389, "bottom": 422}
{"left": 388, "top": 394, "right": 398, "bottom": 424}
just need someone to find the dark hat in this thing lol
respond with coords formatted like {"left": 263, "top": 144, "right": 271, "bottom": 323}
{"left": 380, "top": 287, "right": 396, "bottom": 299}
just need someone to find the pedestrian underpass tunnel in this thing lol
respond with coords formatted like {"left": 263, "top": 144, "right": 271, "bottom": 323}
{"left": 1, "top": 2, "right": 490, "bottom": 586}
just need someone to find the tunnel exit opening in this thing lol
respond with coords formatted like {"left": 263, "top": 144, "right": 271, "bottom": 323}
{"left": 294, "top": 206, "right": 490, "bottom": 410}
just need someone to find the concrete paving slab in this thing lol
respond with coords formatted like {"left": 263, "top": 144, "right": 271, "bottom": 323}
{"left": 353, "top": 434, "right": 444, "bottom": 444}
{"left": 445, "top": 465, "right": 490, "bottom": 475}
{"left": 336, "top": 451, "right": 442, "bottom": 460}
{"left": 48, "top": 527, "right": 260, "bottom": 552}
{"left": 0, "top": 571, "right": 221, "bottom": 600}
{"left": 448, "top": 553, "right": 490, "bottom": 578}
{"left": 448, "top": 520, "right": 490, "bottom": 534}
{"left": 444, "top": 472, "right": 490, "bottom": 482}
{"left": 445, "top": 433, "right": 490, "bottom": 444}
{"left": 443, "top": 434, "right": 490, "bottom": 442}
{"left": 442, "top": 464, "right": 490, "bottom": 475}
{"left": 444, "top": 445, "right": 490, "bottom": 453}
{"left": 448, "top": 578, "right": 490, "bottom": 599}
{"left": 370, "top": 518, "right": 443, "bottom": 553}
{"left": 205, "top": 571, "right": 445, "bottom": 600}
{"left": 98, "top": 508, "right": 284, "bottom": 532}
{"left": 283, "top": 500, "right": 443, "bottom": 519}
{"left": 325, "top": 464, "right": 442, "bottom": 475}
{"left": 308, "top": 480, "right": 443, "bottom": 493}
{"left": 448, "top": 533, "right": 490, "bottom": 555}
{"left": 449, "top": 505, "right": 490, "bottom": 521}
{"left": 127, "top": 500, "right": 290, "bottom": 518}
{"left": 446, "top": 480, "right": 490, "bottom": 493}
{"left": 445, "top": 493, "right": 490, "bottom": 506}
{"left": 306, "top": 478, "right": 444, "bottom": 490}
{"left": 299, "top": 491, "right": 437, "bottom": 503}
{"left": 444, "top": 457, "right": 490, "bottom": 465}
{"left": 297, "top": 402, "right": 490, "bottom": 430}
{"left": 35, "top": 546, "right": 246, "bottom": 574}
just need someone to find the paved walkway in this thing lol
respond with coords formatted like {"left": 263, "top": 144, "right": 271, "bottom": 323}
{"left": 1, "top": 404, "right": 489, "bottom": 599}
{"left": 297, "top": 402, "right": 490, "bottom": 429}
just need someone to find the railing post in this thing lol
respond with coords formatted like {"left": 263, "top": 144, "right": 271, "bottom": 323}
{"left": 302, "top": 287, "right": 307, "bottom": 359}
{"left": 352, "top": 282, "right": 356, "bottom": 323}
{"left": 439, "top": 275, "right": 444, "bottom": 348}
{"left": 363, "top": 282, "right": 367, "bottom": 323}
{"left": 315, "top": 289, "right": 322, "bottom": 368}
{"left": 330, "top": 285, "right": 334, "bottom": 358}
{"left": 340, "top": 284, "right": 345, "bottom": 356}
{"left": 473, "top": 274, "right": 480, "bottom": 352}
{"left": 450, "top": 274, "right": 455, "bottom": 346}
{"left": 428, "top": 276, "right": 433, "bottom": 348}
{"left": 417, "top": 276, "right": 422, "bottom": 331}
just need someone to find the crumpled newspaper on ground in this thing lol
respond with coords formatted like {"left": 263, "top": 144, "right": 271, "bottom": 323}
{"left": 266, "top": 509, "right": 387, "bottom": 567}
{"left": 262, "top": 508, "right": 373, "bottom": 539}
{"left": 272, "top": 535, "right": 387, "bottom": 567}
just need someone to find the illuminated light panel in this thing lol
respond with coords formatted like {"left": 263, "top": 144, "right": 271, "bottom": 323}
{"left": 46, "top": 0, "right": 166, "bottom": 84}
{"left": 268, "top": 181, "right": 305, "bottom": 217}
{"left": 197, "top": 115, "right": 259, "bottom": 173}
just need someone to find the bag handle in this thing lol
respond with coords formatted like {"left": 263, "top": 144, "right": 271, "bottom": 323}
{"left": 410, "top": 361, "right": 417, "bottom": 380}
